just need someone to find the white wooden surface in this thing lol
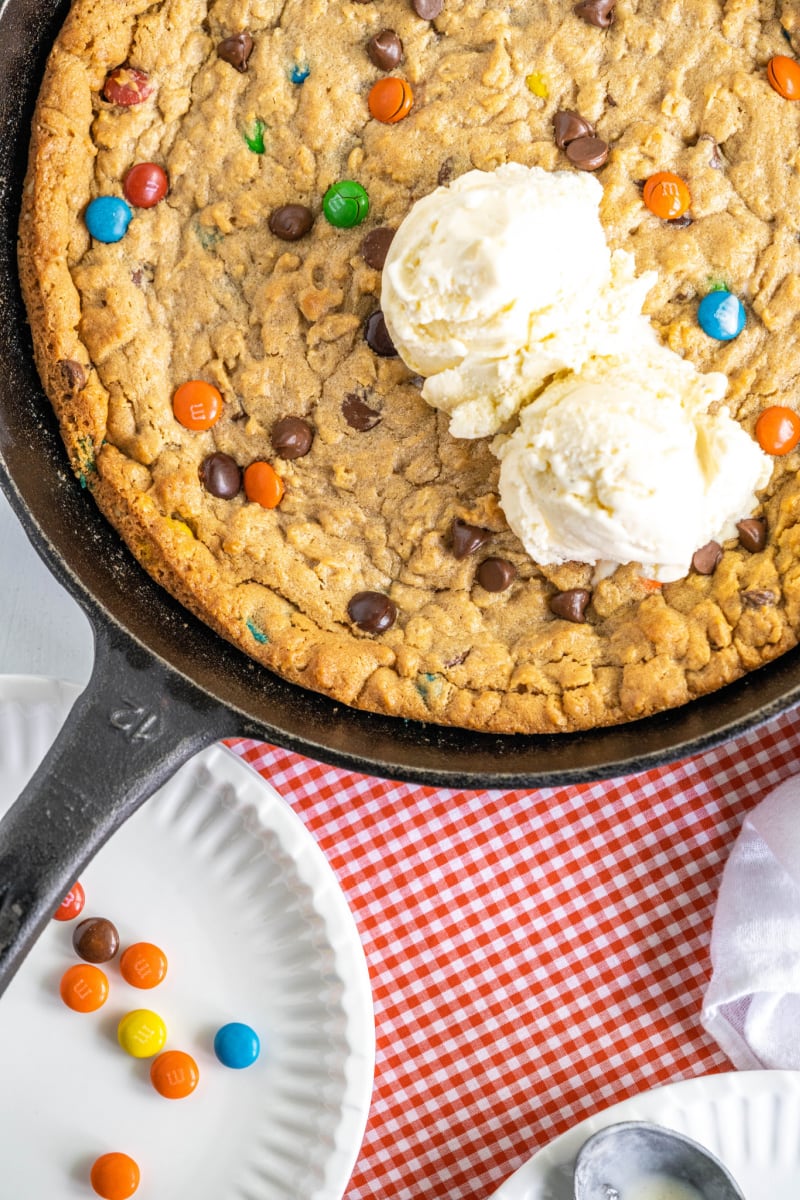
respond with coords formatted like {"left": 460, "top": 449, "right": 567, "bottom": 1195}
{"left": 0, "top": 487, "right": 93, "bottom": 685}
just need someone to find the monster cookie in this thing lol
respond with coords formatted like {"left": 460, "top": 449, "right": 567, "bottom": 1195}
{"left": 17, "top": 0, "right": 800, "bottom": 733}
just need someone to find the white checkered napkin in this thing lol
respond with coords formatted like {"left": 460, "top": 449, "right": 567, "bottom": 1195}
{"left": 228, "top": 704, "right": 800, "bottom": 1200}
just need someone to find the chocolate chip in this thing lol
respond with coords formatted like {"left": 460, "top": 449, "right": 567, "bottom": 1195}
{"left": 343, "top": 393, "right": 382, "bottom": 431}
{"left": 58, "top": 359, "right": 86, "bottom": 392}
{"left": 668, "top": 213, "right": 693, "bottom": 228}
{"left": 451, "top": 518, "right": 492, "bottom": 560}
{"left": 271, "top": 416, "right": 314, "bottom": 458}
{"left": 574, "top": 0, "right": 615, "bottom": 26}
{"left": 367, "top": 29, "right": 403, "bottom": 70}
{"left": 365, "top": 310, "right": 397, "bottom": 357}
{"left": 565, "top": 135, "right": 609, "bottom": 171}
{"left": 348, "top": 590, "right": 397, "bottom": 633}
{"left": 412, "top": 0, "right": 444, "bottom": 17}
{"left": 549, "top": 588, "right": 591, "bottom": 623}
{"left": 692, "top": 541, "right": 723, "bottom": 575}
{"left": 553, "top": 109, "right": 594, "bottom": 150}
{"left": 199, "top": 452, "right": 242, "bottom": 498}
{"left": 360, "top": 226, "right": 396, "bottom": 270}
{"left": 268, "top": 204, "right": 314, "bottom": 241}
{"left": 737, "top": 517, "right": 767, "bottom": 553}
{"left": 699, "top": 133, "right": 724, "bottom": 169}
{"left": 438, "top": 157, "right": 455, "bottom": 186}
{"left": 476, "top": 557, "right": 517, "bottom": 592}
{"left": 73, "top": 917, "right": 119, "bottom": 963}
{"left": 217, "top": 32, "right": 254, "bottom": 72}
{"left": 742, "top": 589, "right": 776, "bottom": 608}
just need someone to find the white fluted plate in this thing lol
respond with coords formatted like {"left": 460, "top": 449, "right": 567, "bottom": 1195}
{"left": 491, "top": 1069, "right": 800, "bottom": 1199}
{"left": 0, "top": 676, "right": 374, "bottom": 1200}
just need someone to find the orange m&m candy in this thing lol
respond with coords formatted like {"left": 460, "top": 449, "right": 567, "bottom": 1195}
{"left": 60, "top": 963, "right": 109, "bottom": 1012}
{"left": 767, "top": 55, "right": 800, "bottom": 100}
{"left": 755, "top": 405, "right": 800, "bottom": 456}
{"left": 172, "top": 380, "right": 223, "bottom": 430}
{"left": 90, "top": 1152, "right": 140, "bottom": 1200}
{"left": 120, "top": 941, "right": 168, "bottom": 989}
{"left": 368, "top": 77, "right": 413, "bottom": 124}
{"left": 53, "top": 880, "right": 85, "bottom": 921}
{"left": 642, "top": 171, "right": 691, "bottom": 220}
{"left": 244, "top": 461, "right": 285, "bottom": 508}
{"left": 150, "top": 1049, "right": 199, "bottom": 1099}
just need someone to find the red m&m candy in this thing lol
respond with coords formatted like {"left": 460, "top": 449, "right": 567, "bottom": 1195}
{"left": 123, "top": 163, "right": 168, "bottom": 208}
{"left": 53, "top": 881, "right": 85, "bottom": 921}
{"left": 102, "top": 67, "right": 153, "bottom": 106}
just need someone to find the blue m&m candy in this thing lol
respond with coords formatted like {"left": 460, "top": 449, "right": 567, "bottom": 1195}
{"left": 85, "top": 196, "right": 132, "bottom": 243}
{"left": 213, "top": 1021, "right": 260, "bottom": 1069}
{"left": 697, "top": 290, "right": 745, "bottom": 341}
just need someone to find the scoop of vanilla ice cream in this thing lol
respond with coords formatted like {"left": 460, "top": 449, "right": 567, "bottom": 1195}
{"left": 495, "top": 352, "right": 773, "bottom": 581}
{"left": 381, "top": 163, "right": 655, "bottom": 438}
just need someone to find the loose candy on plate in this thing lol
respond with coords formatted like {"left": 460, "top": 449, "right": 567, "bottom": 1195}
{"left": 119, "top": 941, "right": 169, "bottom": 989}
{"left": 73, "top": 917, "right": 120, "bottom": 963}
{"left": 150, "top": 1050, "right": 200, "bottom": 1099}
{"left": 60, "top": 963, "right": 109, "bottom": 1012}
{"left": 54, "top": 881, "right": 85, "bottom": 921}
{"left": 213, "top": 1021, "right": 261, "bottom": 1069}
{"left": 117, "top": 1009, "right": 168, "bottom": 1058}
{"left": 90, "top": 1152, "right": 140, "bottom": 1200}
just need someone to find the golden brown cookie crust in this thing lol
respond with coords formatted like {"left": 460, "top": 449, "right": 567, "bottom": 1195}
{"left": 18, "top": 0, "right": 800, "bottom": 734}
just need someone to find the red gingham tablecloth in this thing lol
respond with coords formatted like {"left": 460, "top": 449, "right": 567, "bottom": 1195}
{"left": 228, "top": 703, "right": 800, "bottom": 1200}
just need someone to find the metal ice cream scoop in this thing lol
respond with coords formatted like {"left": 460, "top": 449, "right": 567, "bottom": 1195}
{"left": 572, "top": 1120, "right": 746, "bottom": 1200}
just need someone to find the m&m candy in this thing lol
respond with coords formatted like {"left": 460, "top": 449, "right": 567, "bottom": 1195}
{"left": 123, "top": 163, "right": 168, "bottom": 208}
{"left": 642, "top": 171, "right": 691, "bottom": 220}
{"left": 85, "top": 196, "right": 132, "bottom": 243}
{"left": 150, "top": 1050, "right": 199, "bottom": 1099}
{"left": 322, "top": 181, "right": 370, "bottom": 228}
{"left": 172, "top": 380, "right": 223, "bottom": 430}
{"left": 119, "top": 941, "right": 168, "bottom": 988}
{"left": 755, "top": 406, "right": 800, "bottom": 456}
{"left": 53, "top": 881, "right": 85, "bottom": 921}
{"left": 102, "top": 67, "right": 153, "bottom": 106}
{"left": 90, "top": 1152, "right": 140, "bottom": 1200}
{"left": 73, "top": 917, "right": 120, "bottom": 963}
{"left": 697, "top": 290, "right": 745, "bottom": 341}
{"left": 367, "top": 77, "right": 413, "bottom": 124}
{"left": 117, "top": 1009, "right": 168, "bottom": 1058}
{"left": 213, "top": 1021, "right": 261, "bottom": 1069}
{"left": 243, "top": 461, "right": 284, "bottom": 508}
{"left": 767, "top": 55, "right": 800, "bottom": 100}
{"left": 60, "top": 963, "right": 109, "bottom": 1012}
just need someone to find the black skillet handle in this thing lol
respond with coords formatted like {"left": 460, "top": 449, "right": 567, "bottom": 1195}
{"left": 0, "top": 619, "right": 243, "bottom": 997}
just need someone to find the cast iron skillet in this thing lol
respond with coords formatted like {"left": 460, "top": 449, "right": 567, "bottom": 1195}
{"left": 2, "top": 0, "right": 800, "bottom": 999}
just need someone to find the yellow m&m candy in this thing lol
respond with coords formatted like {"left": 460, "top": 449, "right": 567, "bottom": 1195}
{"left": 117, "top": 1009, "right": 167, "bottom": 1058}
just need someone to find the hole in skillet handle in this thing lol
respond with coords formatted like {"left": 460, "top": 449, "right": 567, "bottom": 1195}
{"left": 572, "top": 1120, "right": 746, "bottom": 1200}
{"left": 0, "top": 619, "right": 241, "bottom": 1000}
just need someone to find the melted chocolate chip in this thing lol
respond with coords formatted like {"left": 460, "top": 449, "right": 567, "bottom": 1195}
{"left": 367, "top": 29, "right": 403, "bottom": 70}
{"left": 271, "top": 415, "right": 314, "bottom": 458}
{"left": 58, "top": 359, "right": 86, "bottom": 392}
{"left": 553, "top": 109, "right": 594, "bottom": 150}
{"left": 364, "top": 310, "right": 397, "bottom": 357}
{"left": 549, "top": 588, "right": 591, "bottom": 623}
{"left": 574, "top": 0, "right": 615, "bottom": 26}
{"left": 73, "top": 917, "right": 119, "bottom": 963}
{"left": 412, "top": 0, "right": 444, "bottom": 17}
{"left": 348, "top": 590, "right": 397, "bottom": 633}
{"left": 451, "top": 518, "right": 492, "bottom": 560}
{"left": 217, "top": 31, "right": 254, "bottom": 72}
{"left": 438, "top": 157, "right": 455, "bottom": 186}
{"left": 476, "top": 557, "right": 517, "bottom": 593}
{"left": 199, "top": 452, "right": 242, "bottom": 499}
{"left": 360, "top": 226, "right": 396, "bottom": 270}
{"left": 565, "top": 135, "right": 609, "bottom": 171}
{"left": 343, "top": 393, "right": 382, "bottom": 431}
{"left": 268, "top": 204, "right": 314, "bottom": 241}
{"left": 692, "top": 541, "right": 723, "bottom": 575}
{"left": 668, "top": 213, "right": 693, "bottom": 228}
{"left": 742, "top": 589, "right": 776, "bottom": 608}
{"left": 737, "top": 517, "right": 768, "bottom": 553}
{"left": 699, "top": 133, "right": 724, "bottom": 169}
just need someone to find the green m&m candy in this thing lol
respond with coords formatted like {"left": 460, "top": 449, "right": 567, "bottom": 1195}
{"left": 322, "top": 180, "right": 370, "bottom": 228}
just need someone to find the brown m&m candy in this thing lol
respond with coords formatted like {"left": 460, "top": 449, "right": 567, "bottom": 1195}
{"left": 268, "top": 204, "right": 314, "bottom": 241}
{"left": 549, "top": 589, "right": 591, "bottom": 623}
{"left": 348, "top": 591, "right": 397, "bottom": 633}
{"left": 73, "top": 917, "right": 120, "bottom": 964}
{"left": 199, "top": 452, "right": 242, "bottom": 498}
{"left": 367, "top": 30, "right": 403, "bottom": 71}
{"left": 217, "top": 32, "right": 254, "bottom": 72}
{"left": 451, "top": 518, "right": 492, "bottom": 560}
{"left": 271, "top": 416, "right": 314, "bottom": 458}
